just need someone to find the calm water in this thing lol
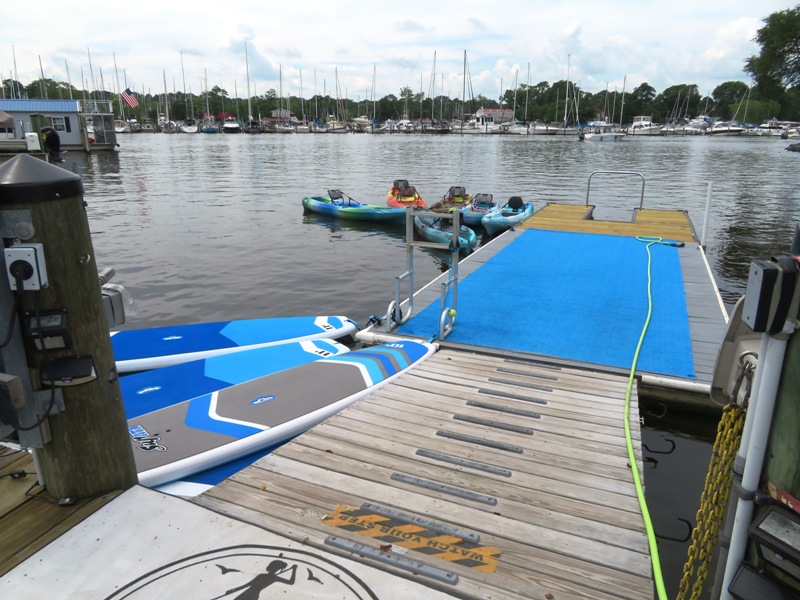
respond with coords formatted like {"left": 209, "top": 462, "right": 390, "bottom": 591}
{"left": 63, "top": 132, "right": 799, "bottom": 597}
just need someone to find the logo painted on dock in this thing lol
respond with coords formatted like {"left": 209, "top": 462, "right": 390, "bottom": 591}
{"left": 102, "top": 544, "right": 378, "bottom": 599}
{"left": 323, "top": 505, "right": 501, "bottom": 573}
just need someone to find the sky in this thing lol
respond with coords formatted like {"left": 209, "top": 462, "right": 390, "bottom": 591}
{"left": 1, "top": 1, "right": 795, "bottom": 106}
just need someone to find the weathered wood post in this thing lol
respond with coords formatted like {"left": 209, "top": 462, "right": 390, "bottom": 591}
{"left": 0, "top": 154, "right": 137, "bottom": 499}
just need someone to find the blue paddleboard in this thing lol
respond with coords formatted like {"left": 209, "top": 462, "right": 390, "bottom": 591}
{"left": 111, "top": 315, "right": 357, "bottom": 373}
{"left": 121, "top": 338, "right": 349, "bottom": 420}
{"left": 130, "top": 340, "right": 436, "bottom": 488}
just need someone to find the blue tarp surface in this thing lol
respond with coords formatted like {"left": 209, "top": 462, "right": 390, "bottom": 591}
{"left": 397, "top": 229, "right": 696, "bottom": 379}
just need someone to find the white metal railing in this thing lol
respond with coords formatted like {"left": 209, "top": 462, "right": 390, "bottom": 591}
{"left": 386, "top": 209, "right": 462, "bottom": 339}
{"left": 585, "top": 170, "right": 646, "bottom": 208}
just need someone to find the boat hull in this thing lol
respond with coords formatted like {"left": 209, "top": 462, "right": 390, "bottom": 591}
{"left": 413, "top": 215, "right": 477, "bottom": 253}
{"left": 302, "top": 196, "right": 407, "bottom": 222}
{"left": 461, "top": 194, "right": 499, "bottom": 226}
{"left": 387, "top": 192, "right": 426, "bottom": 210}
{"left": 481, "top": 202, "right": 535, "bottom": 236}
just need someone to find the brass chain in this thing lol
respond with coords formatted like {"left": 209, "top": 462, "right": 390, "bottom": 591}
{"left": 676, "top": 401, "right": 745, "bottom": 599}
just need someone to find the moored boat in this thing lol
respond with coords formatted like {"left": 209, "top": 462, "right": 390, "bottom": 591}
{"left": 581, "top": 122, "right": 626, "bottom": 141}
{"left": 302, "top": 190, "right": 407, "bottom": 223}
{"left": 179, "top": 118, "right": 198, "bottom": 134}
{"left": 481, "top": 196, "right": 535, "bottom": 235}
{"left": 413, "top": 214, "right": 477, "bottom": 253}
{"left": 222, "top": 117, "right": 242, "bottom": 134}
{"left": 387, "top": 179, "right": 426, "bottom": 209}
{"left": 627, "top": 116, "right": 662, "bottom": 136}
{"left": 429, "top": 185, "right": 472, "bottom": 213}
{"left": 460, "top": 192, "right": 499, "bottom": 226}
{"left": 707, "top": 121, "right": 745, "bottom": 136}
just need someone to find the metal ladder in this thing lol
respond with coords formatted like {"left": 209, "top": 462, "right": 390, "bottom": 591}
{"left": 386, "top": 209, "right": 462, "bottom": 340}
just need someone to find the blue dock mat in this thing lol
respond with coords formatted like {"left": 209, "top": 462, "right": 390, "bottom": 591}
{"left": 397, "top": 229, "right": 696, "bottom": 379}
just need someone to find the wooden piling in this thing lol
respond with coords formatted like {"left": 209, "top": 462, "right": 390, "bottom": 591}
{"left": 0, "top": 154, "right": 137, "bottom": 499}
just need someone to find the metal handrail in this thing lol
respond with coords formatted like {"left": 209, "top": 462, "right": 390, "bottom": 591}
{"left": 585, "top": 170, "right": 646, "bottom": 208}
{"left": 385, "top": 209, "right": 461, "bottom": 339}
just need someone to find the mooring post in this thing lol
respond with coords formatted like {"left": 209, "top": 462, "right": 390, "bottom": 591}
{"left": 0, "top": 154, "right": 137, "bottom": 500}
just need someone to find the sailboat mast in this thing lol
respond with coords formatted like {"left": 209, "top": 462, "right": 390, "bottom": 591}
{"left": 113, "top": 53, "right": 124, "bottom": 119}
{"left": 461, "top": 50, "right": 467, "bottom": 129}
{"left": 524, "top": 62, "right": 530, "bottom": 126}
{"left": 300, "top": 70, "right": 305, "bottom": 125}
{"left": 512, "top": 70, "right": 518, "bottom": 124}
{"left": 371, "top": 64, "right": 376, "bottom": 121}
{"left": 314, "top": 69, "right": 319, "bottom": 125}
{"left": 163, "top": 69, "right": 169, "bottom": 123}
{"left": 619, "top": 75, "right": 626, "bottom": 128}
{"left": 180, "top": 53, "right": 192, "bottom": 120}
{"left": 245, "top": 42, "right": 253, "bottom": 120}
{"left": 563, "top": 54, "right": 570, "bottom": 128}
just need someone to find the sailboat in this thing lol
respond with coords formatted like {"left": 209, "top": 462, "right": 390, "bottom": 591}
{"left": 294, "top": 70, "right": 311, "bottom": 133}
{"left": 178, "top": 53, "right": 198, "bottom": 133}
{"left": 274, "top": 64, "right": 295, "bottom": 133}
{"left": 582, "top": 76, "right": 627, "bottom": 141}
{"left": 201, "top": 69, "right": 219, "bottom": 133}
{"left": 160, "top": 70, "right": 178, "bottom": 133}
{"left": 242, "top": 43, "right": 262, "bottom": 134}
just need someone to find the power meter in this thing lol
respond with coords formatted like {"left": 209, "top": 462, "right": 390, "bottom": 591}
{"left": 23, "top": 309, "right": 71, "bottom": 350}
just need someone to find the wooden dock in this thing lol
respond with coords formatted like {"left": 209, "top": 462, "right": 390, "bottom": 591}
{"left": 0, "top": 446, "right": 118, "bottom": 576}
{"left": 195, "top": 348, "right": 654, "bottom": 599}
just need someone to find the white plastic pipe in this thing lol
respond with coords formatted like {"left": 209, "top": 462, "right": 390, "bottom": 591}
{"left": 711, "top": 334, "right": 769, "bottom": 599}
{"left": 719, "top": 331, "right": 790, "bottom": 599}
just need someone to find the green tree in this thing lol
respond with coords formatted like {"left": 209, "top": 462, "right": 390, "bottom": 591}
{"left": 745, "top": 5, "right": 800, "bottom": 90}
{"left": 625, "top": 82, "right": 657, "bottom": 121}
{"left": 712, "top": 81, "right": 749, "bottom": 119}
{"left": 654, "top": 84, "right": 701, "bottom": 122}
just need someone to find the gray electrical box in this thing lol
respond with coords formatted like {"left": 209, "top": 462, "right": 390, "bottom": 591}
{"left": 741, "top": 257, "right": 799, "bottom": 334}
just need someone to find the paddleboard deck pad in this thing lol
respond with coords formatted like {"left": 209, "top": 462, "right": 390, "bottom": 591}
{"left": 130, "top": 340, "right": 436, "bottom": 487}
{"left": 122, "top": 339, "right": 349, "bottom": 420}
{"left": 112, "top": 315, "right": 357, "bottom": 373}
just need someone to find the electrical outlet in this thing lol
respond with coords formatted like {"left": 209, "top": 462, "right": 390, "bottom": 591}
{"left": 4, "top": 243, "right": 48, "bottom": 291}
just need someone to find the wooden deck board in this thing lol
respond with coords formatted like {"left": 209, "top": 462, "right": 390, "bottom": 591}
{"left": 196, "top": 349, "right": 654, "bottom": 599}
{"left": 522, "top": 204, "right": 697, "bottom": 243}
{"left": 0, "top": 448, "right": 120, "bottom": 576}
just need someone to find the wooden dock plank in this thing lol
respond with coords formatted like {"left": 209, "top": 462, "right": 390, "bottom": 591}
{"left": 196, "top": 349, "right": 654, "bottom": 599}
{"left": 198, "top": 478, "right": 636, "bottom": 600}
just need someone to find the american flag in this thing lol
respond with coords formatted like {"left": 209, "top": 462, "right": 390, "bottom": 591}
{"left": 121, "top": 88, "right": 139, "bottom": 109}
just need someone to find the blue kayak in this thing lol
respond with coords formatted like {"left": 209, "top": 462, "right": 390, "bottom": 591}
{"left": 461, "top": 192, "right": 500, "bottom": 226}
{"left": 481, "top": 196, "right": 535, "bottom": 236}
{"left": 413, "top": 214, "right": 477, "bottom": 253}
{"left": 302, "top": 189, "right": 408, "bottom": 223}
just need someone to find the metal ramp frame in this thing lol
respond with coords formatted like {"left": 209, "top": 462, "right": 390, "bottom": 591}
{"left": 385, "top": 209, "right": 464, "bottom": 340}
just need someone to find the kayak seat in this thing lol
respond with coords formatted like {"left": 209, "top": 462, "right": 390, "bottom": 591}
{"left": 473, "top": 193, "right": 494, "bottom": 208}
{"left": 507, "top": 196, "right": 524, "bottom": 212}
